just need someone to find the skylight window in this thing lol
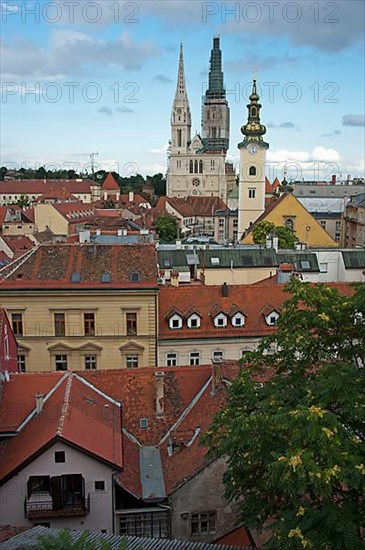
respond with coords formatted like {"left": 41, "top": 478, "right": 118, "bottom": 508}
{"left": 101, "top": 272, "right": 111, "bottom": 283}
{"left": 130, "top": 272, "right": 140, "bottom": 283}
{"left": 70, "top": 272, "right": 81, "bottom": 283}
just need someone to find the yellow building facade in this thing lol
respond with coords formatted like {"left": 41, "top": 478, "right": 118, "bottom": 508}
{"left": 242, "top": 193, "right": 338, "bottom": 248}
{"left": 0, "top": 244, "right": 158, "bottom": 372}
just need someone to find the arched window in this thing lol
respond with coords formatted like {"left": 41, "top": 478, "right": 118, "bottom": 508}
{"left": 251, "top": 107, "right": 257, "bottom": 117}
{"left": 177, "top": 129, "right": 182, "bottom": 147}
{"left": 199, "top": 160, "right": 203, "bottom": 174}
{"left": 211, "top": 127, "right": 217, "bottom": 138}
{"left": 249, "top": 166, "right": 256, "bottom": 176}
{"left": 285, "top": 219, "right": 294, "bottom": 231}
{"left": 189, "top": 160, "right": 194, "bottom": 174}
{"left": 194, "top": 160, "right": 198, "bottom": 174}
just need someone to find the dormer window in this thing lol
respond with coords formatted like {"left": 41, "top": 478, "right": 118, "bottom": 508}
{"left": 169, "top": 314, "right": 183, "bottom": 330}
{"left": 187, "top": 313, "right": 201, "bottom": 329}
{"left": 231, "top": 312, "right": 245, "bottom": 327}
{"left": 265, "top": 311, "right": 279, "bottom": 326}
{"left": 214, "top": 313, "right": 228, "bottom": 328}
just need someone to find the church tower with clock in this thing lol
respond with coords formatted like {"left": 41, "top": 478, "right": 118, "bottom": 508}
{"left": 167, "top": 38, "right": 230, "bottom": 200}
{"left": 237, "top": 79, "right": 269, "bottom": 236}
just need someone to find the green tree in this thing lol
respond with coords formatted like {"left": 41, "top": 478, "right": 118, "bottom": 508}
{"left": 0, "top": 166, "right": 7, "bottom": 181}
{"left": 150, "top": 173, "right": 166, "bottom": 196}
{"left": 16, "top": 194, "right": 31, "bottom": 208}
{"left": 204, "top": 281, "right": 365, "bottom": 550}
{"left": 154, "top": 215, "right": 178, "bottom": 242}
{"left": 252, "top": 221, "right": 297, "bottom": 249}
{"left": 274, "top": 225, "right": 297, "bottom": 249}
{"left": 252, "top": 221, "right": 276, "bottom": 244}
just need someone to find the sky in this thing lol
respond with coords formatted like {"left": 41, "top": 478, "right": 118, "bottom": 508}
{"left": 1, "top": 0, "right": 364, "bottom": 182}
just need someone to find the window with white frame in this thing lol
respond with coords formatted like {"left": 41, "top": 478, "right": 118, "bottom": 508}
{"left": 231, "top": 312, "right": 245, "bottom": 327}
{"left": 126, "top": 355, "right": 139, "bottom": 369}
{"left": 17, "top": 354, "right": 26, "bottom": 373}
{"left": 55, "top": 355, "right": 68, "bottom": 371}
{"left": 169, "top": 314, "right": 183, "bottom": 330}
{"left": 213, "top": 313, "right": 227, "bottom": 328}
{"left": 189, "top": 351, "right": 200, "bottom": 366}
{"left": 84, "top": 355, "right": 97, "bottom": 370}
{"left": 265, "top": 311, "right": 279, "bottom": 326}
{"left": 166, "top": 352, "right": 177, "bottom": 367}
{"left": 212, "top": 350, "right": 223, "bottom": 362}
{"left": 187, "top": 314, "right": 201, "bottom": 329}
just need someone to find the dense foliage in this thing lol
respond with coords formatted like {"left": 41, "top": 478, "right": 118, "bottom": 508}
{"left": 204, "top": 281, "right": 365, "bottom": 549}
{"left": 154, "top": 215, "right": 178, "bottom": 242}
{"left": 252, "top": 221, "right": 297, "bottom": 249}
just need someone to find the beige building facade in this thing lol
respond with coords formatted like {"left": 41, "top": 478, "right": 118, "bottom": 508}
{"left": 0, "top": 244, "right": 158, "bottom": 372}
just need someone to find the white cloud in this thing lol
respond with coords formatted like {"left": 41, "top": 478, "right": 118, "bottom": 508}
{"left": 267, "top": 147, "right": 340, "bottom": 164}
{"left": 0, "top": 31, "right": 158, "bottom": 79}
{"left": 148, "top": 144, "right": 169, "bottom": 155}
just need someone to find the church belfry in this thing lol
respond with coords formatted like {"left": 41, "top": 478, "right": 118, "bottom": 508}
{"left": 201, "top": 37, "right": 230, "bottom": 152}
{"left": 238, "top": 79, "right": 269, "bottom": 236}
{"left": 170, "top": 43, "right": 191, "bottom": 155}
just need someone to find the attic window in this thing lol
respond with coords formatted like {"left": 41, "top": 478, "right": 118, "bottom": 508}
{"left": 232, "top": 312, "right": 245, "bottom": 327}
{"left": 169, "top": 314, "right": 183, "bottom": 330}
{"left": 139, "top": 418, "right": 149, "bottom": 429}
{"left": 187, "top": 314, "right": 201, "bottom": 329}
{"left": 101, "top": 272, "right": 111, "bottom": 283}
{"left": 214, "top": 313, "right": 227, "bottom": 328}
{"left": 211, "top": 257, "right": 220, "bottom": 266}
{"left": 70, "top": 272, "right": 81, "bottom": 283}
{"left": 266, "top": 311, "right": 279, "bottom": 326}
{"left": 163, "top": 259, "right": 171, "bottom": 267}
{"left": 130, "top": 272, "right": 140, "bottom": 283}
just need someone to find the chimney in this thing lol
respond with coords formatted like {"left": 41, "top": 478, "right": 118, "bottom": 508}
{"left": 35, "top": 393, "right": 44, "bottom": 414}
{"left": 129, "top": 191, "right": 134, "bottom": 203}
{"left": 222, "top": 282, "right": 229, "bottom": 297}
{"left": 211, "top": 359, "right": 222, "bottom": 396}
{"left": 170, "top": 271, "right": 179, "bottom": 287}
{"left": 155, "top": 372, "right": 165, "bottom": 417}
{"left": 331, "top": 174, "right": 336, "bottom": 185}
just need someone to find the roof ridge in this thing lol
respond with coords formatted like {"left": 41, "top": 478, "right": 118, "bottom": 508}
{"left": 158, "top": 375, "right": 213, "bottom": 446}
{"left": 57, "top": 373, "right": 73, "bottom": 436}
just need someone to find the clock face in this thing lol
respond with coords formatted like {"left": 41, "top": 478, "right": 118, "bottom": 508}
{"left": 248, "top": 145, "right": 258, "bottom": 155}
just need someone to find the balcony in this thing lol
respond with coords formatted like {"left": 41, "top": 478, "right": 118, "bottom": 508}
{"left": 25, "top": 493, "right": 90, "bottom": 519}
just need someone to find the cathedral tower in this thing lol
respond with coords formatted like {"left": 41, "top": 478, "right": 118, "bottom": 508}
{"left": 201, "top": 37, "right": 230, "bottom": 152}
{"left": 167, "top": 39, "right": 230, "bottom": 200}
{"left": 238, "top": 79, "right": 269, "bottom": 236}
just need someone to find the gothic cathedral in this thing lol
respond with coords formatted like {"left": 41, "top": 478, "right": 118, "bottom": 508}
{"left": 167, "top": 38, "right": 231, "bottom": 200}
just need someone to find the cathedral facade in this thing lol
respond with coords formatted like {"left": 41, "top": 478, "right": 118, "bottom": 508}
{"left": 166, "top": 38, "right": 231, "bottom": 200}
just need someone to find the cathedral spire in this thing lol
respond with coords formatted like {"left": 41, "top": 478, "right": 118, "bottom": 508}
{"left": 206, "top": 36, "right": 225, "bottom": 99}
{"left": 174, "top": 43, "right": 189, "bottom": 105}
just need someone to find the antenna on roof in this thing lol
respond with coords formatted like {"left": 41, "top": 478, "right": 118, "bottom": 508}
{"left": 89, "top": 152, "right": 99, "bottom": 177}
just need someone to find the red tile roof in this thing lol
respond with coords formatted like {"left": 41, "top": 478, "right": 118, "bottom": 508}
{"left": 0, "top": 243, "right": 158, "bottom": 289}
{"left": 36, "top": 188, "right": 78, "bottom": 202}
{"left": 159, "top": 284, "right": 289, "bottom": 340}
{"left": 0, "top": 372, "right": 123, "bottom": 484}
{"left": 0, "top": 179, "right": 94, "bottom": 195}
{"left": 102, "top": 173, "right": 120, "bottom": 191}
{"left": 81, "top": 365, "right": 235, "bottom": 496}
{"left": 81, "top": 366, "right": 212, "bottom": 445}
{"left": 155, "top": 196, "right": 227, "bottom": 218}
{"left": 1, "top": 236, "right": 35, "bottom": 258}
